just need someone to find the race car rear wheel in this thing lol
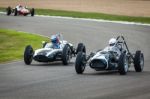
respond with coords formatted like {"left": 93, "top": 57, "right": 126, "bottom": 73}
{"left": 118, "top": 52, "right": 129, "bottom": 75}
{"left": 6, "top": 6, "right": 11, "bottom": 15}
{"left": 62, "top": 44, "right": 71, "bottom": 65}
{"left": 76, "top": 43, "right": 86, "bottom": 54}
{"left": 14, "top": 8, "right": 17, "bottom": 16}
{"left": 75, "top": 52, "right": 86, "bottom": 74}
{"left": 31, "top": 8, "right": 35, "bottom": 16}
{"left": 24, "top": 45, "right": 34, "bottom": 65}
{"left": 134, "top": 50, "right": 144, "bottom": 72}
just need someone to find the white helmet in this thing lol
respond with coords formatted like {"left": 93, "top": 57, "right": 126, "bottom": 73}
{"left": 109, "top": 38, "right": 116, "bottom": 46}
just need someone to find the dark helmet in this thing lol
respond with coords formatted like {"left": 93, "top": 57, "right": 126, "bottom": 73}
{"left": 51, "top": 35, "right": 59, "bottom": 44}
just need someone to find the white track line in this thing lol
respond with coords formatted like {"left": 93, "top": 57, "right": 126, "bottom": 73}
{"left": 1, "top": 12, "right": 150, "bottom": 26}
{"left": 35, "top": 15, "right": 150, "bottom": 26}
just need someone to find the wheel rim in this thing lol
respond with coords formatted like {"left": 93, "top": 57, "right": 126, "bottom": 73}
{"left": 81, "top": 56, "right": 86, "bottom": 71}
{"left": 140, "top": 54, "right": 144, "bottom": 70}
{"left": 81, "top": 61, "right": 85, "bottom": 70}
{"left": 82, "top": 64, "right": 85, "bottom": 71}
{"left": 66, "top": 49, "right": 71, "bottom": 63}
{"left": 124, "top": 56, "right": 128, "bottom": 72}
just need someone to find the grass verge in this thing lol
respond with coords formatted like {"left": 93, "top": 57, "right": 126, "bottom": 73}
{"left": 0, "top": 29, "right": 49, "bottom": 63}
{"left": 1, "top": 7, "right": 150, "bottom": 24}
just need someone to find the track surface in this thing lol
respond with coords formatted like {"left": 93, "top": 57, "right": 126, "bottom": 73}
{"left": 0, "top": 15, "right": 150, "bottom": 99}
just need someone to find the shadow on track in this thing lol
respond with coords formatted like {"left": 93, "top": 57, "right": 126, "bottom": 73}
{"left": 29, "top": 61, "right": 74, "bottom": 67}
{"left": 81, "top": 70, "right": 150, "bottom": 76}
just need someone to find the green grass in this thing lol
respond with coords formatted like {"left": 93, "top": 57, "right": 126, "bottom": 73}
{"left": 37, "top": 9, "right": 150, "bottom": 24}
{"left": 0, "top": 29, "right": 49, "bottom": 63}
{"left": 0, "top": 7, "right": 5, "bottom": 12}
{"left": 1, "top": 7, "right": 150, "bottom": 24}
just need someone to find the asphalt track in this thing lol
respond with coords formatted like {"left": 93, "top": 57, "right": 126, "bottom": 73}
{"left": 0, "top": 14, "right": 150, "bottom": 99}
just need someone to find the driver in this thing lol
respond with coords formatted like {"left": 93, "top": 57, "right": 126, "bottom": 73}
{"left": 50, "top": 35, "right": 60, "bottom": 49}
{"left": 103, "top": 38, "right": 121, "bottom": 61}
{"left": 16, "top": 4, "right": 23, "bottom": 11}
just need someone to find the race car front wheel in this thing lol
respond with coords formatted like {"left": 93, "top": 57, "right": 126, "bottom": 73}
{"left": 62, "top": 44, "right": 71, "bottom": 65}
{"left": 6, "top": 6, "right": 11, "bottom": 15}
{"left": 75, "top": 52, "right": 86, "bottom": 74}
{"left": 134, "top": 50, "right": 144, "bottom": 72}
{"left": 14, "top": 8, "right": 17, "bottom": 16}
{"left": 76, "top": 43, "right": 86, "bottom": 54}
{"left": 118, "top": 52, "right": 129, "bottom": 75}
{"left": 24, "top": 45, "right": 34, "bottom": 65}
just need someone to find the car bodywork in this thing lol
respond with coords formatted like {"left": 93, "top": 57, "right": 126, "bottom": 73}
{"left": 33, "top": 41, "right": 74, "bottom": 62}
{"left": 75, "top": 36, "right": 144, "bottom": 75}
{"left": 6, "top": 6, "right": 35, "bottom": 16}
{"left": 24, "top": 34, "right": 86, "bottom": 65}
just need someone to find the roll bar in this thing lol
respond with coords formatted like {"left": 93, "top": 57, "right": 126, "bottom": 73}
{"left": 116, "top": 36, "right": 134, "bottom": 59}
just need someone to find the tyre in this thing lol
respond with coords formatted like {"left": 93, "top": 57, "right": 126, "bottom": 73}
{"left": 75, "top": 52, "right": 86, "bottom": 74}
{"left": 24, "top": 45, "right": 34, "bottom": 65}
{"left": 62, "top": 44, "right": 71, "bottom": 65}
{"left": 31, "top": 8, "right": 35, "bottom": 16}
{"left": 118, "top": 52, "right": 129, "bottom": 75}
{"left": 6, "top": 6, "right": 11, "bottom": 15}
{"left": 134, "top": 50, "right": 144, "bottom": 72}
{"left": 76, "top": 43, "right": 86, "bottom": 54}
{"left": 14, "top": 8, "right": 17, "bottom": 16}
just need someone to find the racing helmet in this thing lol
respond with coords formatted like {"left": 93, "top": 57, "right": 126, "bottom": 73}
{"left": 50, "top": 35, "right": 59, "bottom": 44}
{"left": 19, "top": 4, "right": 22, "bottom": 7}
{"left": 109, "top": 38, "right": 117, "bottom": 46}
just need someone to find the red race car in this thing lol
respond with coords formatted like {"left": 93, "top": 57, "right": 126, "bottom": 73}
{"left": 6, "top": 5, "right": 35, "bottom": 16}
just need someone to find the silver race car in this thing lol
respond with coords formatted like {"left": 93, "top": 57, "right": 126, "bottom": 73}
{"left": 24, "top": 34, "right": 86, "bottom": 65}
{"left": 75, "top": 36, "right": 144, "bottom": 75}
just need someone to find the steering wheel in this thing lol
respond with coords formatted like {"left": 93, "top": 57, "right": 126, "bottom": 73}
{"left": 117, "top": 43, "right": 122, "bottom": 51}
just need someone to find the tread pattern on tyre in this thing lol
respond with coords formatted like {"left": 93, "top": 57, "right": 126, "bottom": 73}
{"left": 7, "top": 7, "right": 11, "bottom": 15}
{"left": 75, "top": 52, "right": 86, "bottom": 74}
{"left": 31, "top": 8, "right": 35, "bottom": 16}
{"left": 62, "top": 44, "right": 71, "bottom": 65}
{"left": 24, "top": 45, "right": 33, "bottom": 65}
{"left": 76, "top": 43, "right": 86, "bottom": 54}
{"left": 118, "top": 52, "right": 128, "bottom": 75}
{"left": 14, "top": 8, "right": 17, "bottom": 16}
{"left": 134, "top": 50, "right": 144, "bottom": 72}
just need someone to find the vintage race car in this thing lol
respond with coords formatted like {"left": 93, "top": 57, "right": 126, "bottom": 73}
{"left": 6, "top": 5, "right": 35, "bottom": 16}
{"left": 24, "top": 34, "right": 86, "bottom": 65}
{"left": 75, "top": 36, "right": 144, "bottom": 75}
